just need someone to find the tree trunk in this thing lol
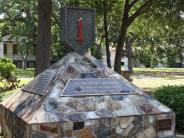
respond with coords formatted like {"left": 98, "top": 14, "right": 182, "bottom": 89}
{"left": 103, "top": 0, "right": 111, "bottom": 68}
{"left": 126, "top": 35, "right": 136, "bottom": 73}
{"left": 114, "top": 0, "right": 152, "bottom": 74}
{"left": 114, "top": 0, "right": 129, "bottom": 74}
{"left": 35, "top": 0, "right": 52, "bottom": 76}
{"left": 126, "top": 42, "right": 133, "bottom": 73}
{"left": 22, "top": 58, "right": 27, "bottom": 69}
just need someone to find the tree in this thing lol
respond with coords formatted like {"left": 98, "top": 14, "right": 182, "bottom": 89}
{"left": 35, "top": 0, "right": 52, "bottom": 75}
{"left": 131, "top": 0, "right": 184, "bottom": 68}
{"left": 103, "top": 0, "right": 111, "bottom": 67}
{"left": 89, "top": 0, "right": 119, "bottom": 67}
{"left": 114, "top": 0, "right": 152, "bottom": 74}
{"left": 0, "top": 0, "right": 37, "bottom": 69}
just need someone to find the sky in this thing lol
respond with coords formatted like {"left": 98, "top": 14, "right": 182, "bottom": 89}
{"left": 0, "top": 13, "right": 4, "bottom": 19}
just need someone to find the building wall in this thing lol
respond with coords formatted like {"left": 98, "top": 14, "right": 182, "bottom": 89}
{"left": 0, "top": 40, "right": 35, "bottom": 68}
{"left": 0, "top": 42, "right": 3, "bottom": 57}
{"left": 103, "top": 47, "right": 129, "bottom": 70}
{"left": 6, "top": 42, "right": 13, "bottom": 55}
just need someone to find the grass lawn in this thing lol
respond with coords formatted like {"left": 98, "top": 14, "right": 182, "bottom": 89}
{"left": 0, "top": 89, "right": 18, "bottom": 102}
{"left": 132, "top": 75, "right": 184, "bottom": 90}
{"left": 0, "top": 78, "right": 33, "bottom": 101}
{"left": 0, "top": 78, "right": 32, "bottom": 87}
{"left": 134, "top": 67, "right": 184, "bottom": 73}
{"left": 12, "top": 68, "right": 184, "bottom": 78}
{"left": 13, "top": 68, "right": 35, "bottom": 78}
{"left": 1, "top": 68, "right": 184, "bottom": 101}
{"left": 0, "top": 75, "right": 33, "bottom": 102}
{"left": 133, "top": 68, "right": 184, "bottom": 90}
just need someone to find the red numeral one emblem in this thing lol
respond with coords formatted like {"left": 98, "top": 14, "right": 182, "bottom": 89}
{"left": 77, "top": 17, "right": 84, "bottom": 43}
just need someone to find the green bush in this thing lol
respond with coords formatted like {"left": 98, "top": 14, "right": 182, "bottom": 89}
{"left": 153, "top": 85, "right": 184, "bottom": 131}
{"left": 0, "top": 58, "right": 20, "bottom": 91}
{"left": 0, "top": 58, "right": 16, "bottom": 79}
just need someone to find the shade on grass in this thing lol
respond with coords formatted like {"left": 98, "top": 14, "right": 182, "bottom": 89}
{"left": 13, "top": 68, "right": 35, "bottom": 78}
{"left": 134, "top": 68, "right": 184, "bottom": 73}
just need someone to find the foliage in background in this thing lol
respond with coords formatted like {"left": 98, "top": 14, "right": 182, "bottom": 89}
{"left": 0, "top": 0, "right": 184, "bottom": 69}
{"left": 154, "top": 85, "right": 184, "bottom": 131}
{"left": 0, "top": 58, "right": 20, "bottom": 91}
{"left": 131, "top": 0, "right": 184, "bottom": 68}
{"left": 90, "top": 44, "right": 103, "bottom": 60}
{"left": 0, "top": 0, "right": 37, "bottom": 68}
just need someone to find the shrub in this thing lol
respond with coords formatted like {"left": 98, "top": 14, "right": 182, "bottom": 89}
{"left": 0, "top": 58, "right": 16, "bottom": 79}
{"left": 0, "top": 58, "right": 20, "bottom": 91}
{"left": 153, "top": 85, "right": 184, "bottom": 131}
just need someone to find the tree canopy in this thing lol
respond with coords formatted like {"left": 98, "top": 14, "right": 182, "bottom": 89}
{"left": 0, "top": 0, "right": 183, "bottom": 74}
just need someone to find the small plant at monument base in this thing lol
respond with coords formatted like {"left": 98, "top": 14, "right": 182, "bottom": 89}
{"left": 0, "top": 58, "right": 20, "bottom": 91}
{"left": 154, "top": 85, "right": 184, "bottom": 131}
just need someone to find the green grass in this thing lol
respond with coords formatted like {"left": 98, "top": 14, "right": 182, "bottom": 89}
{"left": 132, "top": 76, "right": 184, "bottom": 90}
{"left": 132, "top": 68, "right": 184, "bottom": 90}
{"left": 1, "top": 67, "right": 184, "bottom": 101}
{"left": 0, "top": 78, "right": 32, "bottom": 87}
{"left": 19, "top": 78, "right": 32, "bottom": 84}
{"left": 13, "top": 68, "right": 184, "bottom": 78}
{"left": 0, "top": 78, "right": 32, "bottom": 102}
{"left": 0, "top": 89, "right": 18, "bottom": 102}
{"left": 2, "top": 75, "right": 184, "bottom": 101}
{"left": 134, "top": 68, "right": 184, "bottom": 73}
{"left": 13, "top": 68, "right": 35, "bottom": 78}
{"left": 0, "top": 68, "right": 34, "bottom": 101}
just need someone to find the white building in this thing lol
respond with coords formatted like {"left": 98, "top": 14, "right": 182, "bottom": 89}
{"left": 102, "top": 47, "right": 128, "bottom": 70}
{"left": 104, "top": 47, "right": 184, "bottom": 68}
{"left": 0, "top": 35, "right": 35, "bottom": 68}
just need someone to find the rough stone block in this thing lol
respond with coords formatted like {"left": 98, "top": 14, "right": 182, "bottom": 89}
{"left": 120, "top": 117, "right": 134, "bottom": 129}
{"left": 144, "top": 127, "right": 155, "bottom": 138}
{"left": 65, "top": 130, "right": 73, "bottom": 137}
{"left": 122, "top": 123, "right": 134, "bottom": 136}
{"left": 63, "top": 122, "right": 73, "bottom": 131}
{"left": 74, "top": 128, "right": 95, "bottom": 138}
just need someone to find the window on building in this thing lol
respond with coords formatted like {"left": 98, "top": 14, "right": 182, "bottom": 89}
{"left": 13, "top": 61, "right": 22, "bottom": 68}
{"left": 3, "top": 44, "right": 7, "bottom": 54}
{"left": 121, "top": 62, "right": 124, "bottom": 66}
{"left": 27, "top": 61, "right": 35, "bottom": 68}
{"left": 13, "top": 44, "right": 18, "bottom": 54}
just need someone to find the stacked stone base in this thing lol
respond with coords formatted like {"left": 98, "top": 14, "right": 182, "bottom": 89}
{"left": 1, "top": 114, "right": 175, "bottom": 138}
{"left": 31, "top": 114, "right": 175, "bottom": 138}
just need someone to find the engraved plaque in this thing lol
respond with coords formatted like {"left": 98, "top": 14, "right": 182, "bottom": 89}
{"left": 22, "top": 69, "right": 56, "bottom": 95}
{"left": 61, "top": 78, "right": 135, "bottom": 96}
{"left": 156, "top": 119, "right": 172, "bottom": 131}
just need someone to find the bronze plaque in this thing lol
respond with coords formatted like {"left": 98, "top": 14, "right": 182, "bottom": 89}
{"left": 22, "top": 69, "right": 56, "bottom": 96}
{"left": 61, "top": 78, "right": 135, "bottom": 96}
{"left": 40, "top": 124, "right": 58, "bottom": 134}
{"left": 156, "top": 119, "right": 172, "bottom": 131}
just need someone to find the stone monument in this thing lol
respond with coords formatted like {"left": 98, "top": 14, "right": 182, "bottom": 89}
{"left": 0, "top": 6, "right": 175, "bottom": 138}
